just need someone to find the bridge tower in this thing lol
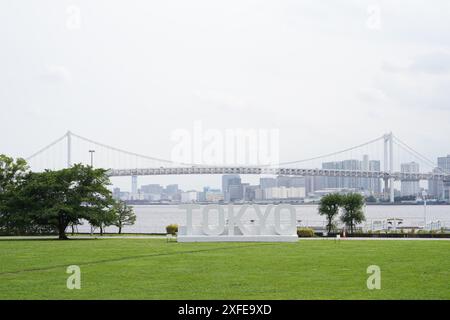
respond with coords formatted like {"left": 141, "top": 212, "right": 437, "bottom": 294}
{"left": 383, "top": 132, "right": 394, "bottom": 203}
{"left": 67, "top": 130, "right": 72, "bottom": 168}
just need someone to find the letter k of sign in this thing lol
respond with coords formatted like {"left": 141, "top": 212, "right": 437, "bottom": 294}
{"left": 227, "top": 204, "right": 249, "bottom": 235}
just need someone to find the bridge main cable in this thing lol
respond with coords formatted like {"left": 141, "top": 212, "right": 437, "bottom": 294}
{"left": 270, "top": 135, "right": 385, "bottom": 167}
{"left": 25, "top": 132, "right": 68, "bottom": 161}
{"left": 69, "top": 132, "right": 196, "bottom": 166}
{"left": 393, "top": 135, "right": 450, "bottom": 174}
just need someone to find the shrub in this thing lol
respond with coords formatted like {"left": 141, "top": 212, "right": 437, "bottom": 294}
{"left": 297, "top": 227, "right": 315, "bottom": 237}
{"left": 166, "top": 224, "right": 178, "bottom": 235}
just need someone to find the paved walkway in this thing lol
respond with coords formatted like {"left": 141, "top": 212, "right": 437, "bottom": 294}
{"left": 301, "top": 237, "right": 450, "bottom": 241}
{"left": 0, "top": 235, "right": 167, "bottom": 240}
{"left": 1, "top": 236, "right": 449, "bottom": 241}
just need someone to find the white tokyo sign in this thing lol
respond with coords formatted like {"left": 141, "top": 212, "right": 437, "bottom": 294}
{"left": 177, "top": 204, "right": 298, "bottom": 242}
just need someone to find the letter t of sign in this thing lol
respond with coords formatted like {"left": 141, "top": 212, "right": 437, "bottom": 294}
{"left": 179, "top": 204, "right": 199, "bottom": 235}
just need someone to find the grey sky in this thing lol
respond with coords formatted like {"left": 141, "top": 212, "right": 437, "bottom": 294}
{"left": 1, "top": 1, "right": 450, "bottom": 190}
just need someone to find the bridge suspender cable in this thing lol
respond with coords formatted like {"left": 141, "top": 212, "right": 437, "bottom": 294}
{"left": 271, "top": 135, "right": 385, "bottom": 167}
{"left": 25, "top": 132, "right": 68, "bottom": 161}
{"left": 393, "top": 135, "right": 450, "bottom": 174}
{"left": 68, "top": 132, "right": 193, "bottom": 166}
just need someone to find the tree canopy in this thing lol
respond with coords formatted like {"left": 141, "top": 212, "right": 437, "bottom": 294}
{"left": 340, "top": 193, "right": 366, "bottom": 233}
{"left": 0, "top": 155, "right": 30, "bottom": 235}
{"left": 113, "top": 200, "right": 136, "bottom": 234}
{"left": 2, "top": 160, "right": 117, "bottom": 239}
{"left": 317, "top": 192, "right": 366, "bottom": 234}
{"left": 318, "top": 193, "right": 343, "bottom": 233}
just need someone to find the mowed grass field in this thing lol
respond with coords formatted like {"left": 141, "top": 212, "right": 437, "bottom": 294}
{"left": 0, "top": 238, "right": 449, "bottom": 299}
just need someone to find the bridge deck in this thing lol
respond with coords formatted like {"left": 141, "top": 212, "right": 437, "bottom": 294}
{"left": 106, "top": 167, "right": 450, "bottom": 181}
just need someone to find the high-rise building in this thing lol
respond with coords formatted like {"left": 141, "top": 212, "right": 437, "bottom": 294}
{"left": 205, "top": 190, "right": 224, "bottom": 202}
{"left": 131, "top": 175, "right": 138, "bottom": 195}
{"left": 276, "top": 175, "right": 305, "bottom": 188}
{"left": 255, "top": 188, "right": 264, "bottom": 200}
{"left": 165, "top": 184, "right": 179, "bottom": 196}
{"left": 228, "top": 184, "right": 244, "bottom": 202}
{"left": 112, "top": 187, "right": 121, "bottom": 200}
{"left": 318, "top": 155, "right": 381, "bottom": 195}
{"left": 289, "top": 176, "right": 306, "bottom": 188}
{"left": 222, "top": 175, "right": 242, "bottom": 202}
{"left": 140, "top": 184, "right": 163, "bottom": 195}
{"left": 429, "top": 155, "right": 450, "bottom": 201}
{"left": 243, "top": 185, "right": 259, "bottom": 201}
{"left": 368, "top": 160, "right": 381, "bottom": 194}
{"left": 264, "top": 187, "right": 305, "bottom": 199}
{"left": 276, "top": 176, "right": 291, "bottom": 187}
{"left": 438, "top": 155, "right": 450, "bottom": 170}
{"left": 428, "top": 168, "right": 444, "bottom": 199}
{"left": 181, "top": 191, "right": 197, "bottom": 203}
{"left": 260, "top": 177, "right": 277, "bottom": 189}
{"left": 400, "top": 162, "right": 420, "bottom": 197}
{"left": 305, "top": 176, "right": 324, "bottom": 195}
{"left": 198, "top": 186, "right": 223, "bottom": 202}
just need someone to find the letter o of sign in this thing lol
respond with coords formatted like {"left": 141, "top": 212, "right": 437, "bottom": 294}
{"left": 274, "top": 204, "right": 296, "bottom": 235}
{"left": 201, "top": 204, "right": 226, "bottom": 235}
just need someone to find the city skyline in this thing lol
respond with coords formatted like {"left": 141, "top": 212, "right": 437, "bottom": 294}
{"left": 110, "top": 153, "right": 450, "bottom": 203}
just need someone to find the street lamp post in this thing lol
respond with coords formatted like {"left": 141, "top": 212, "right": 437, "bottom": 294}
{"left": 422, "top": 190, "right": 427, "bottom": 229}
{"left": 363, "top": 202, "right": 368, "bottom": 231}
{"left": 88, "top": 150, "right": 95, "bottom": 236}
{"left": 88, "top": 150, "right": 95, "bottom": 167}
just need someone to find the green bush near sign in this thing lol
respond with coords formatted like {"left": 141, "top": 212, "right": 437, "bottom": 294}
{"left": 166, "top": 224, "right": 178, "bottom": 235}
{"left": 297, "top": 228, "right": 315, "bottom": 237}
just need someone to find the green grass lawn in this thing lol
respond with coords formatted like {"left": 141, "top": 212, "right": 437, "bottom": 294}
{"left": 0, "top": 238, "right": 449, "bottom": 299}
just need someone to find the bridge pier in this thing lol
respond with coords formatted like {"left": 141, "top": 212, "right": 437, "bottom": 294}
{"left": 383, "top": 177, "right": 389, "bottom": 201}
{"left": 384, "top": 132, "right": 395, "bottom": 203}
{"left": 67, "top": 130, "right": 72, "bottom": 168}
{"left": 390, "top": 179, "right": 395, "bottom": 203}
{"left": 383, "top": 177, "right": 395, "bottom": 203}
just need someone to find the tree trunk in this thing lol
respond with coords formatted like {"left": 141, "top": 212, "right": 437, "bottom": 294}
{"left": 118, "top": 226, "right": 122, "bottom": 234}
{"left": 100, "top": 225, "right": 103, "bottom": 236}
{"left": 58, "top": 226, "right": 68, "bottom": 240}
{"left": 58, "top": 215, "right": 68, "bottom": 240}
{"left": 327, "top": 218, "right": 332, "bottom": 233}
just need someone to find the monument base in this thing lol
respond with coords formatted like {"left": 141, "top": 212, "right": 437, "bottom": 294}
{"left": 177, "top": 235, "right": 298, "bottom": 242}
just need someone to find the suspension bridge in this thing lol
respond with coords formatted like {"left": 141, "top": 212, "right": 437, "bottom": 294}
{"left": 24, "top": 131, "right": 450, "bottom": 203}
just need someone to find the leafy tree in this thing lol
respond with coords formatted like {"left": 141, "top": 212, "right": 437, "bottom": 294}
{"left": 340, "top": 193, "right": 366, "bottom": 233}
{"left": 0, "top": 155, "right": 29, "bottom": 234}
{"left": 0, "top": 155, "right": 29, "bottom": 191}
{"left": 89, "top": 207, "right": 117, "bottom": 236}
{"left": 12, "top": 164, "right": 114, "bottom": 239}
{"left": 318, "top": 193, "right": 343, "bottom": 233}
{"left": 113, "top": 200, "right": 136, "bottom": 234}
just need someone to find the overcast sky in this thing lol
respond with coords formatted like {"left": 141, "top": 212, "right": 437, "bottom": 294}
{"left": 1, "top": 1, "right": 450, "bottom": 190}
